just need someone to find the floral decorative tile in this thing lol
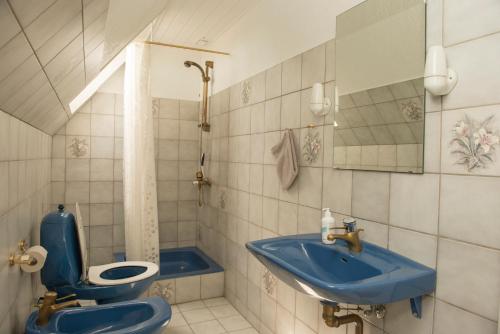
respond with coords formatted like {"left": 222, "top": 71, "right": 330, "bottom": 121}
{"left": 150, "top": 280, "right": 175, "bottom": 303}
{"left": 262, "top": 269, "right": 277, "bottom": 296}
{"left": 241, "top": 80, "right": 252, "bottom": 105}
{"left": 451, "top": 114, "right": 499, "bottom": 171}
{"left": 442, "top": 105, "right": 500, "bottom": 176}
{"left": 302, "top": 127, "right": 321, "bottom": 164}
{"left": 66, "top": 136, "right": 90, "bottom": 158}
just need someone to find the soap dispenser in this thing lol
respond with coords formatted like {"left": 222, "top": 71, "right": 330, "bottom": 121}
{"left": 321, "top": 208, "right": 335, "bottom": 244}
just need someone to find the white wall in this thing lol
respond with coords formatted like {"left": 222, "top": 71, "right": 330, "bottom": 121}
{"left": 99, "top": 46, "right": 205, "bottom": 101}
{"left": 208, "top": 0, "right": 363, "bottom": 93}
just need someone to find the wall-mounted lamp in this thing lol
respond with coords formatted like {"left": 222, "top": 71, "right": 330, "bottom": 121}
{"left": 424, "top": 45, "right": 458, "bottom": 96}
{"left": 310, "top": 83, "right": 331, "bottom": 116}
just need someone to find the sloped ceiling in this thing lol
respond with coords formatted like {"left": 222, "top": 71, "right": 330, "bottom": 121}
{"left": 0, "top": 0, "right": 257, "bottom": 134}
{"left": 0, "top": 0, "right": 109, "bottom": 134}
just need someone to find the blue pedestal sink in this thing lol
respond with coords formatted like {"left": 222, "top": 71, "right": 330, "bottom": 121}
{"left": 25, "top": 297, "right": 171, "bottom": 334}
{"left": 246, "top": 234, "right": 436, "bottom": 318}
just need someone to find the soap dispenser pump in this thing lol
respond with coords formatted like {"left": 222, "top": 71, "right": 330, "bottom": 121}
{"left": 321, "top": 208, "right": 335, "bottom": 244}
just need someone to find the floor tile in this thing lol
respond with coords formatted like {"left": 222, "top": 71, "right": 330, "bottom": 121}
{"left": 219, "top": 315, "right": 252, "bottom": 331}
{"left": 182, "top": 308, "right": 215, "bottom": 324}
{"left": 163, "top": 325, "right": 193, "bottom": 334}
{"left": 169, "top": 313, "right": 188, "bottom": 327}
{"left": 178, "top": 301, "right": 206, "bottom": 312}
{"left": 203, "top": 297, "right": 229, "bottom": 307}
{"left": 190, "top": 320, "right": 226, "bottom": 334}
{"left": 209, "top": 304, "right": 239, "bottom": 318}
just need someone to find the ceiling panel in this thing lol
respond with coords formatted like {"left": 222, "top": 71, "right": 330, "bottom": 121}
{"left": 152, "top": 0, "right": 258, "bottom": 48}
{"left": 8, "top": 0, "right": 56, "bottom": 27}
{"left": 23, "top": 0, "right": 81, "bottom": 50}
{"left": 0, "top": 0, "right": 21, "bottom": 48}
{"left": 0, "top": 0, "right": 110, "bottom": 134}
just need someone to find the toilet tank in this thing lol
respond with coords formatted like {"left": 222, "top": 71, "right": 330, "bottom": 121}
{"left": 41, "top": 205, "right": 82, "bottom": 289}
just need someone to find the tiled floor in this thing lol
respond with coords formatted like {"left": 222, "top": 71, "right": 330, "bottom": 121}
{"left": 164, "top": 298, "right": 258, "bottom": 334}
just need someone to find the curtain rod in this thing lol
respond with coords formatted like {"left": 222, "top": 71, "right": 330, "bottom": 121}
{"left": 144, "top": 41, "right": 230, "bottom": 55}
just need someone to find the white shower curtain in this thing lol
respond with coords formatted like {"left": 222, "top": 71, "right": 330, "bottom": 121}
{"left": 122, "top": 41, "right": 160, "bottom": 264}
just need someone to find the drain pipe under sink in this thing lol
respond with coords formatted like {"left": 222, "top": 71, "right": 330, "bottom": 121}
{"left": 322, "top": 301, "right": 364, "bottom": 334}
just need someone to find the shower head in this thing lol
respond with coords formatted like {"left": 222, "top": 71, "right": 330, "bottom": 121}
{"left": 183, "top": 60, "right": 206, "bottom": 80}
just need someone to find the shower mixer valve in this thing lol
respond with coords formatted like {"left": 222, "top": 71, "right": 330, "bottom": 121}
{"left": 193, "top": 153, "right": 211, "bottom": 206}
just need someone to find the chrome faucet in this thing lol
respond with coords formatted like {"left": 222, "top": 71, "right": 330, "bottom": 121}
{"left": 327, "top": 218, "right": 364, "bottom": 252}
{"left": 35, "top": 291, "right": 81, "bottom": 326}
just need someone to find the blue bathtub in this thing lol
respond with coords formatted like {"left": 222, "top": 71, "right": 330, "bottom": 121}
{"left": 115, "top": 247, "right": 223, "bottom": 280}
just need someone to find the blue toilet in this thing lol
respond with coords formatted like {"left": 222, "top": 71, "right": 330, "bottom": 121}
{"left": 40, "top": 205, "right": 159, "bottom": 304}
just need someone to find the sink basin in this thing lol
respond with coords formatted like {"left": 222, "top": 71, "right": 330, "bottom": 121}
{"left": 25, "top": 297, "right": 171, "bottom": 334}
{"left": 246, "top": 234, "right": 436, "bottom": 306}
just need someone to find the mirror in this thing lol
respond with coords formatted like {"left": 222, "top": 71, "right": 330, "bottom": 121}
{"left": 333, "top": 0, "right": 426, "bottom": 173}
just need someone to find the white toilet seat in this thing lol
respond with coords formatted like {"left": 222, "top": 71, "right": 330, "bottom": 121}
{"left": 88, "top": 261, "right": 159, "bottom": 286}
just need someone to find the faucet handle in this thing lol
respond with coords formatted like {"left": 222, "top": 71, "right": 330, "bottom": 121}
{"left": 56, "top": 293, "right": 77, "bottom": 302}
{"left": 342, "top": 218, "right": 357, "bottom": 232}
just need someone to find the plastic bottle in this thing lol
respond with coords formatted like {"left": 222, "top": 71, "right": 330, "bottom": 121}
{"left": 321, "top": 208, "right": 335, "bottom": 244}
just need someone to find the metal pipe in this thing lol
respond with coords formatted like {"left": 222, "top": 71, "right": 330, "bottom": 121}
{"left": 184, "top": 60, "right": 212, "bottom": 132}
{"left": 322, "top": 303, "right": 364, "bottom": 334}
{"left": 145, "top": 41, "right": 230, "bottom": 55}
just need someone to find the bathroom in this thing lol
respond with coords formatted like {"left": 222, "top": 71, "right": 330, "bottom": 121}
{"left": 1, "top": 0, "right": 499, "bottom": 333}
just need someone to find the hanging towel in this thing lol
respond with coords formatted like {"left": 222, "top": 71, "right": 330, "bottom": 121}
{"left": 271, "top": 129, "right": 299, "bottom": 190}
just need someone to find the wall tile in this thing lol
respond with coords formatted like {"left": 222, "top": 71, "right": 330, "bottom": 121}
{"left": 301, "top": 44, "right": 325, "bottom": 89}
{"left": 262, "top": 197, "right": 278, "bottom": 233}
{"left": 281, "top": 92, "right": 301, "bottom": 130}
{"left": 389, "top": 173, "right": 439, "bottom": 234}
{"left": 160, "top": 98, "right": 179, "bottom": 119}
{"left": 282, "top": 55, "right": 302, "bottom": 94}
{"left": 384, "top": 296, "right": 434, "bottom": 334}
{"left": 433, "top": 299, "right": 498, "bottom": 334}
{"left": 388, "top": 227, "right": 437, "bottom": 268}
{"left": 90, "top": 181, "right": 113, "bottom": 203}
{"left": 298, "top": 167, "right": 322, "bottom": 209}
{"left": 322, "top": 168, "right": 352, "bottom": 215}
{"left": 265, "top": 98, "right": 281, "bottom": 132}
{"left": 266, "top": 63, "right": 282, "bottom": 100}
{"left": 356, "top": 219, "right": 388, "bottom": 248}
{"left": 443, "top": 32, "right": 500, "bottom": 110}
{"left": 295, "top": 293, "right": 319, "bottom": 332}
{"left": 424, "top": 111, "right": 441, "bottom": 173}
{"left": 90, "top": 136, "right": 113, "bottom": 158}
{"left": 436, "top": 238, "right": 500, "bottom": 320}
{"left": 66, "top": 159, "right": 89, "bottom": 181}
{"left": 443, "top": 0, "right": 500, "bottom": 46}
{"left": 278, "top": 201, "right": 298, "bottom": 235}
{"left": 90, "top": 159, "right": 113, "bottom": 181}
{"left": 440, "top": 174, "right": 500, "bottom": 248}
{"left": 352, "top": 171, "right": 389, "bottom": 223}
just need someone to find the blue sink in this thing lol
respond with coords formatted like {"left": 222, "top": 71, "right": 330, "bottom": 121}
{"left": 25, "top": 297, "right": 171, "bottom": 334}
{"left": 246, "top": 234, "right": 436, "bottom": 309}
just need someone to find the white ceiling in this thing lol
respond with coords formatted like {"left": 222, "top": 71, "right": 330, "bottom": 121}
{"left": 152, "top": 0, "right": 259, "bottom": 49}
{"left": 0, "top": 0, "right": 109, "bottom": 134}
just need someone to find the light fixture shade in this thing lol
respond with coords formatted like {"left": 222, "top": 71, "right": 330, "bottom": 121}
{"left": 424, "top": 46, "right": 448, "bottom": 77}
{"left": 310, "top": 83, "right": 331, "bottom": 116}
{"left": 424, "top": 45, "right": 458, "bottom": 96}
{"left": 311, "top": 83, "right": 324, "bottom": 104}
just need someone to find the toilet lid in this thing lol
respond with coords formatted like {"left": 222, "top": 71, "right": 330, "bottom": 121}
{"left": 88, "top": 261, "right": 159, "bottom": 286}
{"left": 75, "top": 203, "right": 88, "bottom": 281}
